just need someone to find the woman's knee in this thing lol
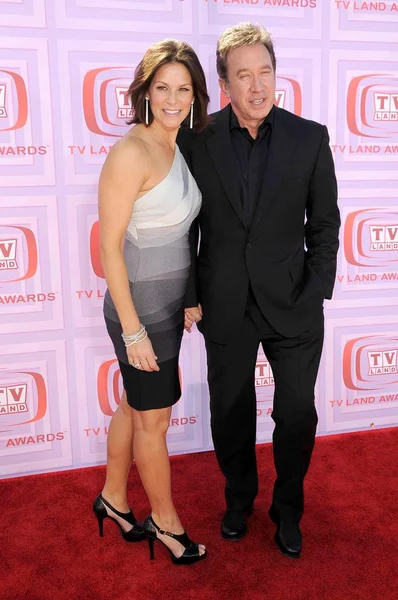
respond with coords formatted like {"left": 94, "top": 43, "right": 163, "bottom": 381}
{"left": 133, "top": 407, "right": 171, "bottom": 436}
{"left": 117, "top": 391, "right": 134, "bottom": 418}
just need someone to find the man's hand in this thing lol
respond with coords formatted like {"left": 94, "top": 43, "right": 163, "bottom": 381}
{"left": 184, "top": 305, "right": 202, "bottom": 333}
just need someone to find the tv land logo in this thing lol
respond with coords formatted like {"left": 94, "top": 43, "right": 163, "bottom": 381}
{"left": 0, "top": 226, "right": 38, "bottom": 283}
{"left": 75, "top": 220, "right": 106, "bottom": 301}
{"left": 343, "top": 337, "right": 398, "bottom": 392}
{"left": 344, "top": 209, "right": 398, "bottom": 268}
{"left": 90, "top": 220, "right": 104, "bottom": 279}
{"left": 0, "top": 70, "right": 28, "bottom": 132}
{"left": 255, "top": 359, "right": 274, "bottom": 387}
{"left": 367, "top": 349, "right": 397, "bottom": 376}
{"left": 374, "top": 92, "right": 398, "bottom": 122}
{"left": 115, "top": 87, "right": 132, "bottom": 119}
{"left": 0, "top": 372, "right": 47, "bottom": 432}
{"left": 255, "top": 359, "right": 274, "bottom": 418}
{"left": 97, "top": 359, "right": 122, "bottom": 417}
{"left": 83, "top": 67, "right": 134, "bottom": 137}
{"left": 0, "top": 238, "right": 18, "bottom": 270}
{"left": 0, "top": 83, "right": 6, "bottom": 117}
{"left": 220, "top": 77, "right": 302, "bottom": 116}
{"left": 347, "top": 74, "right": 398, "bottom": 139}
{"left": 0, "top": 383, "right": 28, "bottom": 414}
{"left": 369, "top": 225, "right": 398, "bottom": 251}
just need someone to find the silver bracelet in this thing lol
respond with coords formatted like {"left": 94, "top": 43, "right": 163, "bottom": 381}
{"left": 124, "top": 331, "right": 148, "bottom": 347}
{"left": 121, "top": 324, "right": 145, "bottom": 343}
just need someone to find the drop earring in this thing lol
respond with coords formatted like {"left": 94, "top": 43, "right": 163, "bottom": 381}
{"left": 190, "top": 100, "right": 194, "bottom": 129}
{"left": 145, "top": 96, "right": 149, "bottom": 125}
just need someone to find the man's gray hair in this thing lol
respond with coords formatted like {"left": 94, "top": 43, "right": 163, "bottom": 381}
{"left": 216, "top": 22, "right": 276, "bottom": 81}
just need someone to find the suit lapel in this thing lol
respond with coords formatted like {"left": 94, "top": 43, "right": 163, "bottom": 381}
{"left": 250, "top": 106, "right": 299, "bottom": 232}
{"left": 206, "top": 106, "right": 247, "bottom": 230}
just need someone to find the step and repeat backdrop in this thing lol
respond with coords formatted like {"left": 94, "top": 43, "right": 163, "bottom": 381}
{"left": 1, "top": 0, "right": 397, "bottom": 478}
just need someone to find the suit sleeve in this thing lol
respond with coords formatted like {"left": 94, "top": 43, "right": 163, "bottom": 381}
{"left": 177, "top": 128, "right": 197, "bottom": 171}
{"left": 177, "top": 129, "right": 200, "bottom": 308}
{"left": 305, "top": 126, "right": 340, "bottom": 299}
{"left": 184, "top": 217, "right": 199, "bottom": 308}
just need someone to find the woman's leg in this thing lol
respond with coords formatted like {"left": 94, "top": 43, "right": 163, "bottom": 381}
{"left": 101, "top": 391, "right": 136, "bottom": 528}
{"left": 133, "top": 406, "right": 205, "bottom": 557}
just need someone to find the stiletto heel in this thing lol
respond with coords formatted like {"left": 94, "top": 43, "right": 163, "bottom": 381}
{"left": 93, "top": 496, "right": 107, "bottom": 537}
{"left": 144, "top": 515, "right": 207, "bottom": 565}
{"left": 96, "top": 514, "right": 105, "bottom": 537}
{"left": 92, "top": 494, "right": 146, "bottom": 543}
{"left": 148, "top": 537, "right": 155, "bottom": 560}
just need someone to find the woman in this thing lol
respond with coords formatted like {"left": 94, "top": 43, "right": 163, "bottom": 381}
{"left": 93, "top": 39, "right": 209, "bottom": 565}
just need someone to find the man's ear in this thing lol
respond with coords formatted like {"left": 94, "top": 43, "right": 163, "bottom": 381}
{"left": 218, "top": 78, "right": 230, "bottom": 98}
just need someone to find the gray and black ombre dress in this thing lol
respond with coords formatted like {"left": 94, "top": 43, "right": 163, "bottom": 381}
{"left": 103, "top": 146, "right": 201, "bottom": 411}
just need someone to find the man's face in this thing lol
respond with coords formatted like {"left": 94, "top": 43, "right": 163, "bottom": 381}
{"left": 220, "top": 43, "right": 276, "bottom": 125}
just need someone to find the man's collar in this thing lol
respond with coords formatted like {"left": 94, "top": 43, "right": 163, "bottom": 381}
{"left": 230, "top": 104, "right": 274, "bottom": 134}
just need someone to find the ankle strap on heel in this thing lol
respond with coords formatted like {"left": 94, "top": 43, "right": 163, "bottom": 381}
{"left": 100, "top": 494, "right": 136, "bottom": 524}
{"left": 144, "top": 515, "right": 206, "bottom": 564}
{"left": 148, "top": 515, "right": 192, "bottom": 547}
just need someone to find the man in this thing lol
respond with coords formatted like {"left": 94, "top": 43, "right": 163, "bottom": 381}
{"left": 180, "top": 23, "right": 340, "bottom": 559}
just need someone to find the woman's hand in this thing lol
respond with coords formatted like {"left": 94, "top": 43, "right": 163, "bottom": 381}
{"left": 184, "top": 305, "right": 202, "bottom": 333}
{"left": 126, "top": 336, "right": 160, "bottom": 372}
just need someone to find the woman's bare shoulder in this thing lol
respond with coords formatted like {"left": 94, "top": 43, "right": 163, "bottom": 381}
{"left": 109, "top": 130, "right": 150, "bottom": 162}
{"left": 101, "top": 129, "right": 151, "bottom": 181}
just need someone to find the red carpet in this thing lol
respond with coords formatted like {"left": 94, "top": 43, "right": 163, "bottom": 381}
{"left": 1, "top": 428, "right": 398, "bottom": 600}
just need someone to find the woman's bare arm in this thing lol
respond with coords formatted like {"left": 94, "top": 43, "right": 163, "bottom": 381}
{"left": 98, "top": 138, "right": 147, "bottom": 335}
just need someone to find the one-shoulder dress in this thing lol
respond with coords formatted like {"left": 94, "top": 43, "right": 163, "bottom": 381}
{"left": 103, "top": 145, "right": 201, "bottom": 411}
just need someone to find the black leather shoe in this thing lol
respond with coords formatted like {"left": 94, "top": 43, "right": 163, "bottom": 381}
{"left": 274, "top": 520, "right": 302, "bottom": 559}
{"left": 221, "top": 504, "right": 254, "bottom": 541}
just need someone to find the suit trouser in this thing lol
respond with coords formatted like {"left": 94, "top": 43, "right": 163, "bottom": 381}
{"left": 204, "top": 311, "right": 324, "bottom": 522}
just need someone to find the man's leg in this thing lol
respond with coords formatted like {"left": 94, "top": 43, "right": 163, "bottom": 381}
{"left": 205, "top": 315, "right": 260, "bottom": 513}
{"left": 262, "top": 315, "right": 324, "bottom": 522}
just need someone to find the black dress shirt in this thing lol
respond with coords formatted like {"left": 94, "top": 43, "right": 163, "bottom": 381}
{"left": 230, "top": 105, "right": 276, "bottom": 335}
{"left": 230, "top": 105, "right": 274, "bottom": 227}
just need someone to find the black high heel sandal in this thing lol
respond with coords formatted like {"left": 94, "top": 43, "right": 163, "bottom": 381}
{"left": 144, "top": 515, "right": 207, "bottom": 565}
{"left": 93, "top": 494, "right": 146, "bottom": 542}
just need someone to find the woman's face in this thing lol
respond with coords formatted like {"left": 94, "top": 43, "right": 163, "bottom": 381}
{"left": 148, "top": 62, "right": 194, "bottom": 130}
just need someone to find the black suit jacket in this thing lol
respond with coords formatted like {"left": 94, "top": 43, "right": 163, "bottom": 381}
{"left": 178, "top": 105, "right": 340, "bottom": 344}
